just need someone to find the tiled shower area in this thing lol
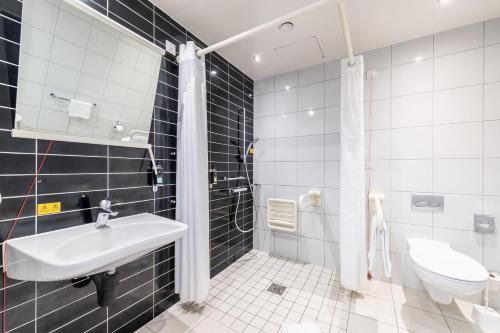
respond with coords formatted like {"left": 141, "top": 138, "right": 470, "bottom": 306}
{"left": 0, "top": 0, "right": 499, "bottom": 332}
{"left": 253, "top": 17, "right": 500, "bottom": 289}
{"left": 137, "top": 250, "right": 482, "bottom": 333}
{"left": 0, "top": 0, "right": 253, "bottom": 331}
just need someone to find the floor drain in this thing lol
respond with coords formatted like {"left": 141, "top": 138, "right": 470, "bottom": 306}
{"left": 267, "top": 282, "right": 287, "bottom": 295}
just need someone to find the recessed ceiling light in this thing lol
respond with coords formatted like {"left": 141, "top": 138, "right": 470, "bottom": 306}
{"left": 279, "top": 22, "right": 294, "bottom": 32}
{"left": 253, "top": 55, "right": 262, "bottom": 63}
{"left": 308, "top": 110, "right": 315, "bottom": 116}
{"left": 414, "top": 56, "right": 423, "bottom": 62}
{"left": 436, "top": 0, "right": 448, "bottom": 4}
{"left": 285, "top": 85, "right": 291, "bottom": 90}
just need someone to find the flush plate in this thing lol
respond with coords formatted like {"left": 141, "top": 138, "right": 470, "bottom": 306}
{"left": 411, "top": 194, "right": 444, "bottom": 212}
{"left": 474, "top": 214, "right": 495, "bottom": 233}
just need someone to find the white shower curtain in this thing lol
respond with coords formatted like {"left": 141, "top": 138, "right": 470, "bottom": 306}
{"left": 339, "top": 55, "right": 367, "bottom": 292}
{"left": 175, "top": 41, "right": 210, "bottom": 303}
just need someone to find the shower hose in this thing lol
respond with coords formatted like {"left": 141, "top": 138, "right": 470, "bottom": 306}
{"left": 233, "top": 154, "right": 257, "bottom": 233}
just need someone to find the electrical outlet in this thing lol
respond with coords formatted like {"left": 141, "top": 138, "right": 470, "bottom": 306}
{"left": 165, "top": 40, "right": 176, "bottom": 56}
{"left": 366, "top": 70, "right": 377, "bottom": 80}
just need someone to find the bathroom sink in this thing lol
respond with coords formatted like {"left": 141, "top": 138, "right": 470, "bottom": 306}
{"left": 3, "top": 213, "right": 187, "bottom": 282}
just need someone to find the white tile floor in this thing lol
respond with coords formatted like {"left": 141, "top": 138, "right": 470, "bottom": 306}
{"left": 137, "top": 250, "right": 486, "bottom": 333}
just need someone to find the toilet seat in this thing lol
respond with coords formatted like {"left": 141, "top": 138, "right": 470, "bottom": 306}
{"left": 407, "top": 238, "right": 489, "bottom": 304}
{"left": 408, "top": 240, "right": 488, "bottom": 283}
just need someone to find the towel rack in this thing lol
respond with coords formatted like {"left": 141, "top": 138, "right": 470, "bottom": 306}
{"left": 50, "top": 93, "right": 97, "bottom": 107}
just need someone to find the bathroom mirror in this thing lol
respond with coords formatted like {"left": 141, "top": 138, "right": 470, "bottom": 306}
{"left": 12, "top": 0, "right": 164, "bottom": 148}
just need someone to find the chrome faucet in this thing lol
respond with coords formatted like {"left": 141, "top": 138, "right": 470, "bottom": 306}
{"left": 95, "top": 198, "right": 119, "bottom": 229}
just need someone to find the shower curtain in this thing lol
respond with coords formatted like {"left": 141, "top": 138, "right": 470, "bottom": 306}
{"left": 339, "top": 55, "right": 367, "bottom": 291}
{"left": 175, "top": 41, "right": 210, "bottom": 303}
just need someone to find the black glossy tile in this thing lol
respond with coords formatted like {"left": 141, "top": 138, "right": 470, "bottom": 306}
{"left": 2, "top": 281, "right": 35, "bottom": 310}
{"left": 119, "top": 254, "right": 153, "bottom": 281}
{"left": 37, "top": 174, "right": 107, "bottom": 194}
{"left": 85, "top": 321, "right": 107, "bottom": 333}
{"left": 0, "top": 38, "right": 19, "bottom": 64}
{"left": 109, "top": 187, "right": 153, "bottom": 205}
{"left": 109, "top": 157, "right": 150, "bottom": 173}
{"left": 154, "top": 9, "right": 186, "bottom": 43}
{"left": 37, "top": 302, "right": 106, "bottom": 333}
{"left": 0, "top": 131, "right": 34, "bottom": 152}
{"left": 109, "top": 173, "right": 150, "bottom": 188}
{"left": 153, "top": 292, "right": 177, "bottom": 316}
{"left": 0, "top": 175, "right": 33, "bottom": 197}
{"left": 36, "top": 279, "right": 97, "bottom": 318}
{"left": 37, "top": 209, "right": 97, "bottom": 234}
{"left": 0, "top": 108, "right": 14, "bottom": 129}
{"left": 113, "top": 307, "right": 153, "bottom": 333}
{"left": 155, "top": 183, "right": 175, "bottom": 198}
{"left": 0, "top": 13, "right": 21, "bottom": 42}
{"left": 109, "top": 1, "right": 153, "bottom": 41}
{"left": 0, "top": 59, "right": 18, "bottom": 87}
{"left": 109, "top": 12, "right": 152, "bottom": 42}
{"left": 108, "top": 281, "right": 153, "bottom": 318}
{"left": 38, "top": 140, "right": 107, "bottom": 156}
{"left": 37, "top": 155, "right": 107, "bottom": 174}
{"left": 0, "top": 299, "right": 35, "bottom": 333}
{"left": 155, "top": 207, "right": 175, "bottom": 219}
{"left": 0, "top": 0, "right": 22, "bottom": 22}
{"left": 38, "top": 190, "right": 107, "bottom": 213}
{"left": 116, "top": 0, "right": 153, "bottom": 21}
{"left": 112, "top": 200, "right": 154, "bottom": 218}
{"left": 0, "top": 196, "right": 35, "bottom": 220}
{"left": 0, "top": 84, "right": 16, "bottom": 108}
{"left": 0, "top": 218, "right": 35, "bottom": 248}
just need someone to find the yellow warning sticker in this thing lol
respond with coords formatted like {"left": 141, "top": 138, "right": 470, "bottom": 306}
{"left": 37, "top": 202, "right": 61, "bottom": 216}
{"left": 249, "top": 148, "right": 254, "bottom": 155}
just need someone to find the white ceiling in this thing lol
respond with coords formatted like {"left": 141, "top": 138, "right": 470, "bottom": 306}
{"left": 151, "top": 0, "right": 500, "bottom": 80}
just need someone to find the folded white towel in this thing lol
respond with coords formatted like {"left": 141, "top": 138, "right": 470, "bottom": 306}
{"left": 281, "top": 322, "right": 321, "bottom": 333}
{"left": 68, "top": 99, "right": 93, "bottom": 120}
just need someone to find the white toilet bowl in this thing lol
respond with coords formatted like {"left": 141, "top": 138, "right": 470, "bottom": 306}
{"left": 407, "top": 238, "right": 489, "bottom": 304}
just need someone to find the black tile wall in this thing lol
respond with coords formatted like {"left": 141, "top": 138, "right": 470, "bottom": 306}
{"left": 0, "top": 0, "right": 253, "bottom": 332}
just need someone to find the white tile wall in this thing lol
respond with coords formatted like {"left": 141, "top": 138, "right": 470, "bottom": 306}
{"left": 252, "top": 61, "right": 341, "bottom": 269}
{"left": 254, "top": 17, "right": 500, "bottom": 289}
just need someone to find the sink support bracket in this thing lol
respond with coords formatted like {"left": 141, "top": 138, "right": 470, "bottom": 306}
{"left": 90, "top": 271, "right": 120, "bottom": 307}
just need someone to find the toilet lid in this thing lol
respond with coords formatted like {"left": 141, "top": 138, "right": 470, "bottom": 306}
{"left": 409, "top": 247, "right": 489, "bottom": 282}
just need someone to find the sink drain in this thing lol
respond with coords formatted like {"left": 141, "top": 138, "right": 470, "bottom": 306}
{"left": 267, "top": 282, "right": 287, "bottom": 295}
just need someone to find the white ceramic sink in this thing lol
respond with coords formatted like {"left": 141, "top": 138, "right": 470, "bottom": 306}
{"left": 3, "top": 213, "right": 187, "bottom": 281}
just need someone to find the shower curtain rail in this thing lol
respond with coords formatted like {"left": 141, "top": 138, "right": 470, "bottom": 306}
{"left": 196, "top": 0, "right": 355, "bottom": 66}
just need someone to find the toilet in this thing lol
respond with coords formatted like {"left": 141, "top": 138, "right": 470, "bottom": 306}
{"left": 407, "top": 238, "right": 489, "bottom": 304}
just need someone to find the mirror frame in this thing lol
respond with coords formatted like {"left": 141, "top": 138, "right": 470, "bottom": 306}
{"left": 11, "top": 0, "right": 166, "bottom": 150}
